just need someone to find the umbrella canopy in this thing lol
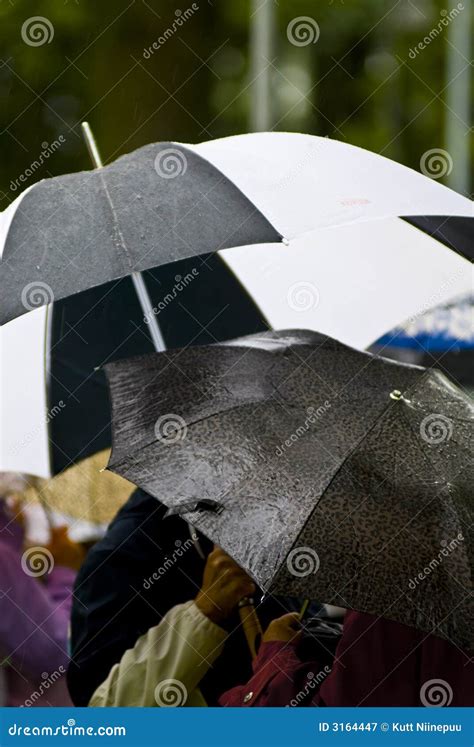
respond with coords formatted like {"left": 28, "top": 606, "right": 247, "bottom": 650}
{"left": 371, "top": 293, "right": 474, "bottom": 395}
{"left": 22, "top": 449, "right": 134, "bottom": 526}
{"left": 104, "top": 330, "right": 473, "bottom": 650}
{"left": 222, "top": 217, "right": 472, "bottom": 351}
{"left": 0, "top": 254, "right": 266, "bottom": 478}
{"left": 1, "top": 133, "right": 472, "bottom": 327}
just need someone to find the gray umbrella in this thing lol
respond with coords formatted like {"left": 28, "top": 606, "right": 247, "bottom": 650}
{"left": 104, "top": 329, "right": 473, "bottom": 650}
{"left": 0, "top": 141, "right": 279, "bottom": 326}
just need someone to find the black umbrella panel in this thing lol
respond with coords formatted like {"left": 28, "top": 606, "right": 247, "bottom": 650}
{"left": 104, "top": 330, "right": 473, "bottom": 651}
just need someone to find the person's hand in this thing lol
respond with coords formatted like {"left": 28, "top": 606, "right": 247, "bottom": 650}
{"left": 262, "top": 612, "right": 302, "bottom": 644}
{"left": 195, "top": 546, "right": 256, "bottom": 625}
{"left": 46, "top": 525, "right": 86, "bottom": 571}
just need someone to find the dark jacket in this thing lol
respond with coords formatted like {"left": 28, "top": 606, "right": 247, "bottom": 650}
{"left": 67, "top": 488, "right": 287, "bottom": 706}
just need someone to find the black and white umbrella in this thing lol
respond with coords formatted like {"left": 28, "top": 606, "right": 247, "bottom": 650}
{"left": 1, "top": 132, "right": 471, "bottom": 327}
{"left": 1, "top": 133, "right": 471, "bottom": 476}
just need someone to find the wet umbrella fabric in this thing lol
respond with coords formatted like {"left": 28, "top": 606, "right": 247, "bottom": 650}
{"left": 104, "top": 330, "right": 473, "bottom": 650}
{"left": 1, "top": 133, "right": 472, "bottom": 327}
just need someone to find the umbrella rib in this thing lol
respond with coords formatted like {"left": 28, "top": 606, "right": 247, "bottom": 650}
{"left": 96, "top": 169, "right": 133, "bottom": 270}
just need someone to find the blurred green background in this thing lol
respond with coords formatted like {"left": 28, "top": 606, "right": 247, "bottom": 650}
{"left": 1, "top": 0, "right": 472, "bottom": 208}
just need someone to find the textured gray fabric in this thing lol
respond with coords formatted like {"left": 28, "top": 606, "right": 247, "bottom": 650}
{"left": 105, "top": 329, "right": 473, "bottom": 649}
{"left": 0, "top": 142, "right": 280, "bottom": 325}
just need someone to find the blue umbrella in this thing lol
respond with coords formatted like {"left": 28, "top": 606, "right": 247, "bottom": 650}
{"left": 375, "top": 294, "right": 473, "bottom": 353}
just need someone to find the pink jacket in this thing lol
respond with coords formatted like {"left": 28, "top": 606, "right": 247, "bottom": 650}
{"left": 0, "top": 504, "right": 75, "bottom": 706}
{"left": 220, "top": 610, "right": 473, "bottom": 707}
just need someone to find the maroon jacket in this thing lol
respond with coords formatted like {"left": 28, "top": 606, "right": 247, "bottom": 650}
{"left": 219, "top": 610, "right": 473, "bottom": 707}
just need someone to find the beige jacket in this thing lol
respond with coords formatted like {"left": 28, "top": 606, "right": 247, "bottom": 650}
{"left": 89, "top": 601, "right": 227, "bottom": 707}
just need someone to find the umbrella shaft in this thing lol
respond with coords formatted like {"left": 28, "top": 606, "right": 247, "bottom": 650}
{"left": 131, "top": 272, "right": 166, "bottom": 352}
{"left": 81, "top": 121, "right": 166, "bottom": 354}
{"left": 239, "top": 599, "right": 262, "bottom": 660}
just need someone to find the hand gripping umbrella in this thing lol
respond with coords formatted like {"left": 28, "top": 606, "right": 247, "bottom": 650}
{"left": 103, "top": 330, "right": 473, "bottom": 651}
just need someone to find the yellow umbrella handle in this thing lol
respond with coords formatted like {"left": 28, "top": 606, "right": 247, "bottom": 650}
{"left": 238, "top": 597, "right": 262, "bottom": 660}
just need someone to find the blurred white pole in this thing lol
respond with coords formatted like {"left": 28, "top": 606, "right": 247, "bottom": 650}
{"left": 250, "top": 0, "right": 276, "bottom": 131}
{"left": 445, "top": 5, "right": 471, "bottom": 195}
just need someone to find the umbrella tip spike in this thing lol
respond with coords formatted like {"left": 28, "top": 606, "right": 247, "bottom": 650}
{"left": 282, "top": 237, "right": 290, "bottom": 246}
